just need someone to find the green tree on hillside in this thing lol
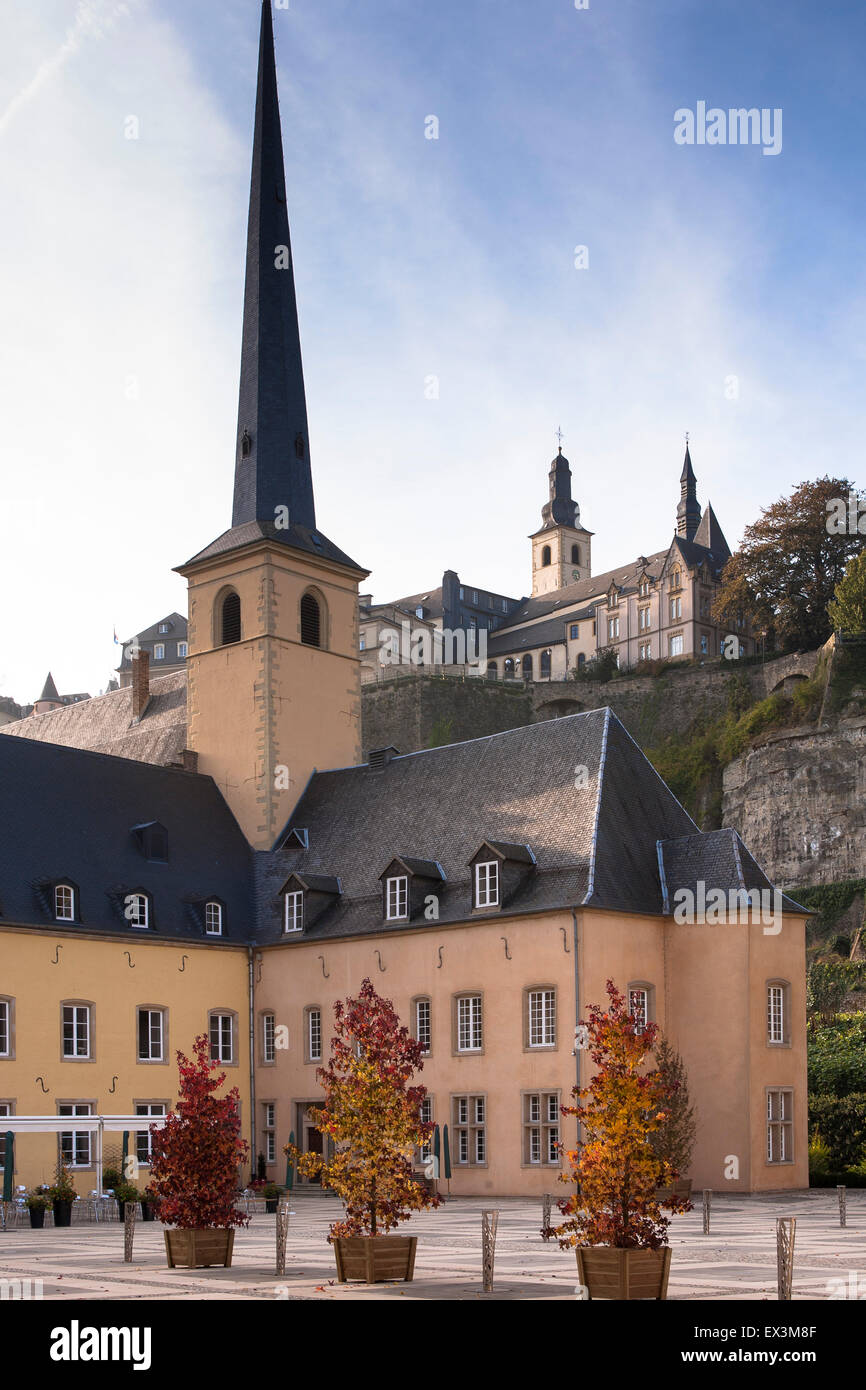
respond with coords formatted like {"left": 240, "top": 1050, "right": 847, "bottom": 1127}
{"left": 713, "top": 477, "right": 862, "bottom": 652}
{"left": 828, "top": 549, "right": 866, "bottom": 636}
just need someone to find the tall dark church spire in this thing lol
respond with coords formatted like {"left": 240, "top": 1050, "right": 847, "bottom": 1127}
{"left": 232, "top": 1, "right": 315, "bottom": 531}
{"left": 676, "top": 440, "right": 701, "bottom": 542}
{"left": 540, "top": 447, "right": 580, "bottom": 530}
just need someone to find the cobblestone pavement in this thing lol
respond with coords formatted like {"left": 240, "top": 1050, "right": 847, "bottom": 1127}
{"left": 1, "top": 1190, "right": 863, "bottom": 1301}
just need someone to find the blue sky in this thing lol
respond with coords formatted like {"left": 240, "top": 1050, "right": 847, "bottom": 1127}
{"left": 0, "top": 0, "right": 863, "bottom": 703}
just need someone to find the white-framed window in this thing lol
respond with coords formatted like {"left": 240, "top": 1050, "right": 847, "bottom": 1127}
{"left": 669, "top": 634, "right": 684, "bottom": 657}
{"left": 205, "top": 901, "right": 223, "bottom": 936}
{"left": 135, "top": 1103, "right": 166, "bottom": 1165}
{"left": 263, "top": 1102, "right": 276, "bottom": 1164}
{"left": 158, "top": 623, "right": 170, "bottom": 634}
{"left": 418, "top": 1096, "right": 433, "bottom": 1163}
{"left": 0, "top": 999, "right": 9, "bottom": 1057}
{"left": 608, "top": 616, "right": 620, "bottom": 641}
{"left": 263, "top": 1012, "right": 276, "bottom": 1063}
{"left": 639, "top": 606, "right": 651, "bottom": 630}
{"left": 454, "top": 1094, "right": 486, "bottom": 1166}
{"left": 456, "top": 995, "right": 482, "bottom": 1053}
{"left": 629, "top": 988, "right": 649, "bottom": 1035}
{"left": 127, "top": 893, "right": 149, "bottom": 929}
{"left": 154, "top": 644, "right": 165, "bottom": 660}
{"left": 209, "top": 1012, "right": 234, "bottom": 1064}
{"left": 359, "top": 636, "right": 366, "bottom": 650}
{"left": 523, "top": 1091, "right": 561, "bottom": 1166}
{"left": 767, "top": 983, "right": 790, "bottom": 1045}
{"left": 767, "top": 1089, "right": 793, "bottom": 1163}
{"left": 639, "top": 578, "right": 650, "bottom": 598}
{"left": 414, "top": 997, "right": 431, "bottom": 1054}
{"left": 307, "top": 1007, "right": 322, "bottom": 1063}
{"left": 284, "top": 891, "right": 304, "bottom": 933}
{"left": 474, "top": 861, "right": 499, "bottom": 908}
{"left": 501, "top": 598, "right": 508, "bottom": 612}
{"left": 59, "top": 1103, "right": 93, "bottom": 1167}
{"left": 669, "top": 596, "right": 682, "bottom": 622}
{"left": 639, "top": 641, "right": 652, "bottom": 662}
{"left": 62, "top": 1004, "right": 91, "bottom": 1059}
{"left": 137, "top": 1007, "right": 164, "bottom": 1062}
{"left": 527, "top": 989, "right": 556, "bottom": 1048}
{"left": 55, "top": 884, "right": 75, "bottom": 921}
{"left": 386, "top": 875, "right": 408, "bottom": 920}
{"left": 178, "top": 642, "right": 188, "bottom": 658}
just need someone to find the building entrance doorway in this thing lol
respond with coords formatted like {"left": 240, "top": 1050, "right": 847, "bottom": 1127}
{"left": 297, "top": 1102, "right": 331, "bottom": 1183}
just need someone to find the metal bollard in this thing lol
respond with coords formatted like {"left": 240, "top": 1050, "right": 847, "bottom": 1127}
{"left": 776, "top": 1218, "right": 796, "bottom": 1300}
{"left": 481, "top": 1209, "right": 499, "bottom": 1293}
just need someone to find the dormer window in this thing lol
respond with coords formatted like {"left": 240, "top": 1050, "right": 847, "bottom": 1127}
{"left": 639, "top": 576, "right": 650, "bottom": 598}
{"left": 474, "top": 861, "right": 499, "bottom": 909}
{"left": 669, "top": 567, "right": 682, "bottom": 592}
{"left": 284, "top": 891, "right": 304, "bottom": 934}
{"left": 608, "top": 588, "right": 619, "bottom": 608}
{"left": 385, "top": 875, "right": 408, "bottom": 921}
{"left": 126, "top": 893, "right": 150, "bottom": 929}
{"left": 205, "top": 901, "right": 223, "bottom": 936}
{"left": 55, "top": 884, "right": 75, "bottom": 921}
{"left": 158, "top": 622, "right": 170, "bottom": 634}
{"left": 133, "top": 822, "right": 168, "bottom": 863}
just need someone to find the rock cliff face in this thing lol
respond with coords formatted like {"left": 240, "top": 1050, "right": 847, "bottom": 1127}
{"left": 722, "top": 717, "right": 866, "bottom": 890}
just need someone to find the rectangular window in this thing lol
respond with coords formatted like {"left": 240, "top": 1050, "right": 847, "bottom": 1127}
{"left": 263, "top": 1012, "right": 276, "bottom": 1063}
{"left": 415, "top": 998, "right": 431, "bottom": 1054}
{"left": 205, "top": 902, "right": 222, "bottom": 935}
{"left": 284, "top": 891, "right": 304, "bottom": 933}
{"left": 459, "top": 587, "right": 465, "bottom": 600}
{"left": 474, "top": 861, "right": 499, "bottom": 908}
{"left": 59, "top": 1103, "right": 92, "bottom": 1167}
{"left": 307, "top": 1008, "right": 322, "bottom": 1062}
{"left": 359, "top": 637, "right": 365, "bottom": 650}
{"left": 453, "top": 1093, "right": 486, "bottom": 1166}
{"left": 700, "top": 634, "right": 708, "bottom": 655}
{"left": 55, "top": 885, "right": 75, "bottom": 921}
{"left": 386, "top": 875, "right": 408, "bottom": 920}
{"left": 209, "top": 1013, "right": 234, "bottom": 1064}
{"left": 669, "top": 634, "right": 683, "bottom": 657}
{"left": 527, "top": 989, "right": 556, "bottom": 1047}
{"left": 154, "top": 644, "right": 165, "bottom": 660}
{"left": 178, "top": 641, "right": 188, "bottom": 658}
{"left": 502, "top": 598, "right": 508, "bottom": 612}
{"left": 629, "top": 988, "right": 648, "bottom": 1035}
{"left": 418, "top": 1097, "right": 433, "bottom": 1163}
{"left": 523, "top": 1092, "right": 560, "bottom": 1166}
{"left": 639, "top": 606, "right": 650, "bottom": 630}
{"left": 0, "top": 1104, "right": 10, "bottom": 1167}
{"left": 135, "top": 1103, "right": 166, "bottom": 1165}
{"left": 669, "top": 597, "right": 682, "bottom": 621}
{"left": 137, "top": 1008, "right": 164, "bottom": 1062}
{"left": 638, "top": 641, "right": 651, "bottom": 662}
{"left": 767, "top": 1089, "right": 793, "bottom": 1163}
{"left": 767, "top": 986, "right": 785, "bottom": 1045}
{"left": 0, "top": 1000, "right": 8, "bottom": 1057}
{"left": 62, "top": 1004, "right": 91, "bottom": 1059}
{"left": 608, "top": 616, "right": 620, "bottom": 641}
{"left": 472, "top": 590, "right": 478, "bottom": 604}
{"left": 569, "top": 623, "right": 579, "bottom": 639}
{"left": 457, "top": 995, "right": 483, "bottom": 1052}
{"left": 263, "top": 1102, "right": 276, "bottom": 1164}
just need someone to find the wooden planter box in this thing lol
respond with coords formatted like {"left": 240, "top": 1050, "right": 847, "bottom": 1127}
{"left": 654, "top": 1178, "right": 692, "bottom": 1204}
{"left": 164, "top": 1228, "right": 235, "bottom": 1269}
{"left": 576, "top": 1246, "right": 671, "bottom": 1300}
{"left": 333, "top": 1235, "right": 417, "bottom": 1284}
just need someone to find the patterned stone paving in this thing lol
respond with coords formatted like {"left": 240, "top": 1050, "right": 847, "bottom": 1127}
{"left": 0, "top": 1189, "right": 863, "bottom": 1300}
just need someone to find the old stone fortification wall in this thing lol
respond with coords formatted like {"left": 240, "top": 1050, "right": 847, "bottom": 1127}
{"left": 361, "top": 649, "right": 820, "bottom": 759}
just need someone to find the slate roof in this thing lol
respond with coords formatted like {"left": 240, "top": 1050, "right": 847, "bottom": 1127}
{"left": 38, "top": 672, "right": 61, "bottom": 703}
{"left": 0, "top": 671, "right": 189, "bottom": 766}
{"left": 497, "top": 547, "right": 672, "bottom": 630}
{"left": 658, "top": 829, "right": 805, "bottom": 915}
{"left": 487, "top": 613, "right": 578, "bottom": 656}
{"left": 181, "top": 519, "right": 366, "bottom": 575}
{"left": 0, "top": 736, "right": 252, "bottom": 941}
{"left": 693, "top": 502, "right": 731, "bottom": 560}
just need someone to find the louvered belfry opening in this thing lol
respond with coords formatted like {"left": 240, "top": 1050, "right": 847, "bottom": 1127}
{"left": 221, "top": 592, "right": 241, "bottom": 645}
{"left": 300, "top": 593, "right": 321, "bottom": 647}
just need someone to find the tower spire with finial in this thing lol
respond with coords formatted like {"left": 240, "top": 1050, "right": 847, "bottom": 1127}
{"left": 676, "top": 434, "right": 701, "bottom": 541}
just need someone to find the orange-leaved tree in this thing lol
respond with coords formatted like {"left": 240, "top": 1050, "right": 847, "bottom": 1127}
{"left": 147, "top": 1034, "right": 250, "bottom": 1230}
{"left": 286, "top": 978, "right": 441, "bottom": 1239}
{"left": 552, "top": 980, "right": 691, "bottom": 1251}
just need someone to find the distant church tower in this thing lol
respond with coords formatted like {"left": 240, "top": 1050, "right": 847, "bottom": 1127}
{"left": 676, "top": 441, "right": 701, "bottom": 542}
{"left": 176, "top": 2, "right": 368, "bottom": 849}
{"left": 530, "top": 445, "right": 593, "bottom": 597}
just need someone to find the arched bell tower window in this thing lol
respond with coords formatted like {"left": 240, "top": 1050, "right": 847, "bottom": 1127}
{"left": 541, "top": 545, "right": 551, "bottom": 567}
{"left": 571, "top": 544, "right": 580, "bottom": 565}
{"left": 300, "top": 592, "right": 322, "bottom": 648}
{"left": 220, "top": 591, "right": 241, "bottom": 646}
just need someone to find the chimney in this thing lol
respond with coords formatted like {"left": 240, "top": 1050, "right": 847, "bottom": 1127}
{"left": 182, "top": 749, "right": 198, "bottom": 774}
{"left": 131, "top": 650, "right": 150, "bottom": 722}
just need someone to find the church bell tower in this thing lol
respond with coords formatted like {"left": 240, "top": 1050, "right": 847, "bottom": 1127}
{"left": 175, "top": 2, "right": 368, "bottom": 849}
{"left": 530, "top": 444, "right": 593, "bottom": 597}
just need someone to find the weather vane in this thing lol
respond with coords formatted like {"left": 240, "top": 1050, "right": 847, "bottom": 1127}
{"left": 555, "top": 425, "right": 564, "bottom": 448}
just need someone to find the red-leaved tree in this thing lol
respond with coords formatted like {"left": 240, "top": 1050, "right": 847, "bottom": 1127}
{"left": 552, "top": 980, "right": 690, "bottom": 1251}
{"left": 286, "top": 979, "right": 441, "bottom": 1239}
{"left": 147, "top": 1035, "right": 250, "bottom": 1230}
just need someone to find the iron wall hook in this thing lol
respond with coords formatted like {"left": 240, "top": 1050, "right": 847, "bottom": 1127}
{"left": 178, "top": 955, "right": 188, "bottom": 972}
{"left": 108, "top": 1076, "right": 118, "bottom": 1095}
{"left": 437, "top": 946, "right": 444, "bottom": 968}
{"left": 501, "top": 936, "right": 512, "bottom": 960}
{"left": 124, "top": 951, "right": 135, "bottom": 968}
{"left": 318, "top": 955, "right": 329, "bottom": 978}
{"left": 374, "top": 949, "right": 386, "bottom": 972}
{"left": 35, "top": 1077, "right": 49, "bottom": 1094}
{"left": 560, "top": 926, "right": 571, "bottom": 954}
{"left": 51, "top": 945, "right": 62, "bottom": 965}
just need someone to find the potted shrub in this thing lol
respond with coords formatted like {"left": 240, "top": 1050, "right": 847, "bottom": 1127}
{"left": 114, "top": 1180, "right": 140, "bottom": 1221}
{"left": 550, "top": 980, "right": 691, "bottom": 1300}
{"left": 286, "top": 978, "right": 440, "bottom": 1283}
{"left": 48, "top": 1164, "right": 76, "bottom": 1228}
{"left": 650, "top": 1033, "right": 697, "bottom": 1203}
{"left": 141, "top": 1184, "right": 159, "bottom": 1223}
{"left": 147, "top": 1034, "right": 250, "bottom": 1269}
{"left": 25, "top": 1185, "right": 52, "bottom": 1229}
{"left": 262, "top": 1182, "right": 281, "bottom": 1214}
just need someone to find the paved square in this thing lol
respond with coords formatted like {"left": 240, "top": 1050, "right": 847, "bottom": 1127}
{"left": 1, "top": 1190, "right": 863, "bottom": 1300}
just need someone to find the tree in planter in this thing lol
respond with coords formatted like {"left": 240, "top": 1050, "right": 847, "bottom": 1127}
{"left": 648, "top": 1034, "right": 697, "bottom": 1181}
{"left": 552, "top": 980, "right": 690, "bottom": 1254}
{"left": 147, "top": 1034, "right": 249, "bottom": 1232}
{"left": 285, "top": 978, "right": 440, "bottom": 1239}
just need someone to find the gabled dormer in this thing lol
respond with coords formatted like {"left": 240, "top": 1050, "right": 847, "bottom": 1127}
{"left": 277, "top": 826, "right": 309, "bottom": 851}
{"left": 468, "top": 841, "right": 536, "bottom": 912}
{"left": 131, "top": 821, "right": 168, "bottom": 863}
{"left": 279, "top": 872, "right": 341, "bottom": 935}
{"left": 379, "top": 856, "right": 445, "bottom": 924}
